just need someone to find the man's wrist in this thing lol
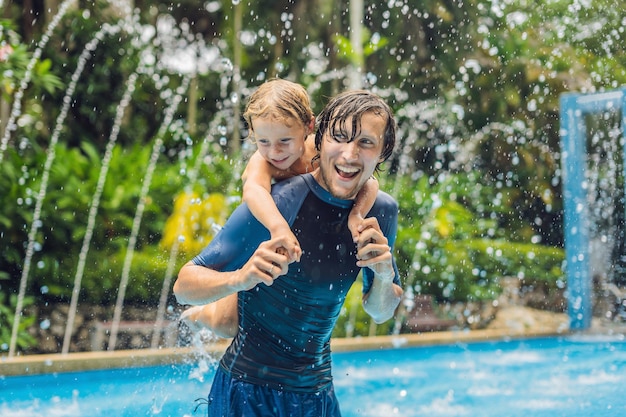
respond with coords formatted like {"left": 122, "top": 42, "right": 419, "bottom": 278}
{"left": 375, "top": 269, "right": 395, "bottom": 283}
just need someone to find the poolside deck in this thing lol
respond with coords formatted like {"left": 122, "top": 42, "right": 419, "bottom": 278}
{"left": 1, "top": 327, "right": 569, "bottom": 377}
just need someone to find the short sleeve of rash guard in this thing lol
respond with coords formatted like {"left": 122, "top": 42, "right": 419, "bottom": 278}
{"left": 191, "top": 175, "right": 310, "bottom": 271}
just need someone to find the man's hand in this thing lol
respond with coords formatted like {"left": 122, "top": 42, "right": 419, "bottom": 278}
{"left": 234, "top": 238, "right": 293, "bottom": 291}
{"left": 354, "top": 217, "right": 395, "bottom": 281}
{"left": 355, "top": 217, "right": 402, "bottom": 323}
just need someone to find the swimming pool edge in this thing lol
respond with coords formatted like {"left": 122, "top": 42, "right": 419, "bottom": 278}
{"left": 0, "top": 328, "right": 569, "bottom": 377}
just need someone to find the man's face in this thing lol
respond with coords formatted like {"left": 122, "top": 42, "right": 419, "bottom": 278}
{"left": 313, "top": 111, "right": 386, "bottom": 200}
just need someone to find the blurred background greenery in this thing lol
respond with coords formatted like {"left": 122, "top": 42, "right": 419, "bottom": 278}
{"left": 1, "top": 0, "right": 624, "bottom": 348}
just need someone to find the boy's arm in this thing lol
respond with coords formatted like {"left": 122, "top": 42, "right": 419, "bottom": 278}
{"left": 348, "top": 176, "right": 379, "bottom": 241}
{"left": 242, "top": 151, "right": 301, "bottom": 261}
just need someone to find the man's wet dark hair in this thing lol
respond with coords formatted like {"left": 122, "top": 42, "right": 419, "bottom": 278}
{"left": 314, "top": 90, "right": 396, "bottom": 168}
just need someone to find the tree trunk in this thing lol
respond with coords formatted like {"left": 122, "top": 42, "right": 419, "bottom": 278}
{"left": 229, "top": 0, "right": 242, "bottom": 155}
{"left": 44, "top": 0, "right": 60, "bottom": 25}
{"left": 348, "top": 0, "right": 364, "bottom": 90}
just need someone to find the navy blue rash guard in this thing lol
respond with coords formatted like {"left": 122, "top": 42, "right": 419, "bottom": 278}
{"left": 192, "top": 173, "right": 400, "bottom": 393}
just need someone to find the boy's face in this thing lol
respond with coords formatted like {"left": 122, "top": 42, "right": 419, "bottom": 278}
{"left": 252, "top": 116, "right": 310, "bottom": 171}
{"left": 313, "top": 111, "right": 386, "bottom": 200}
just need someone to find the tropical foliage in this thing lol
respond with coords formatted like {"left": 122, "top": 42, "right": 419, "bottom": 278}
{"left": 1, "top": 0, "right": 624, "bottom": 347}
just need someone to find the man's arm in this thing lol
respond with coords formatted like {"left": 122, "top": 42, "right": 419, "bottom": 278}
{"left": 174, "top": 239, "right": 291, "bottom": 305}
{"left": 355, "top": 217, "right": 403, "bottom": 323}
{"left": 362, "top": 272, "right": 403, "bottom": 323}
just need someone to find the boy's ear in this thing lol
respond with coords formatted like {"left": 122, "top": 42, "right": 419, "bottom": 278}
{"left": 307, "top": 117, "right": 316, "bottom": 134}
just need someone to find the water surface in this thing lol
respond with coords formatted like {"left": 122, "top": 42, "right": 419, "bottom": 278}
{"left": 2, "top": 336, "right": 625, "bottom": 416}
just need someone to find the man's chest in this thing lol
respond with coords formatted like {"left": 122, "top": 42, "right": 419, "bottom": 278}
{"left": 290, "top": 197, "right": 359, "bottom": 292}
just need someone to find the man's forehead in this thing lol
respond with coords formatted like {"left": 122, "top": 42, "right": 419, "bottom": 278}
{"left": 330, "top": 111, "right": 386, "bottom": 128}
{"left": 331, "top": 112, "right": 386, "bottom": 135}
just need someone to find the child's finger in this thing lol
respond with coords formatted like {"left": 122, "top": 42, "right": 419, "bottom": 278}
{"left": 277, "top": 243, "right": 301, "bottom": 262}
{"left": 292, "top": 245, "right": 302, "bottom": 262}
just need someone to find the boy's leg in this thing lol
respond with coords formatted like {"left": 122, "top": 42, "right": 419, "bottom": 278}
{"left": 180, "top": 294, "right": 238, "bottom": 338}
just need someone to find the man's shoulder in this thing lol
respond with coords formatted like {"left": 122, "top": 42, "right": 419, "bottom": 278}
{"left": 271, "top": 175, "right": 311, "bottom": 225}
{"left": 271, "top": 174, "right": 309, "bottom": 196}
{"left": 373, "top": 190, "right": 399, "bottom": 212}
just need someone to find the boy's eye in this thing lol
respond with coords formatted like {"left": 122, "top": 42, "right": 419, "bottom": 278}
{"left": 280, "top": 138, "right": 292, "bottom": 144}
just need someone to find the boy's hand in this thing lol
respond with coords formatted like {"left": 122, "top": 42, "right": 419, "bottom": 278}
{"left": 271, "top": 226, "right": 302, "bottom": 262}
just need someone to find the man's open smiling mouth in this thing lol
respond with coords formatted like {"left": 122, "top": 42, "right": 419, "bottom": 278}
{"left": 336, "top": 164, "right": 359, "bottom": 179}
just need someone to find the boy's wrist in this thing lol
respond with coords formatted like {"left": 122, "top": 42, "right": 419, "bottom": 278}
{"left": 269, "top": 223, "right": 292, "bottom": 236}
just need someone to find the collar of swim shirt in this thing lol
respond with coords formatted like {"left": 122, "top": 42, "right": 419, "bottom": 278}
{"left": 300, "top": 173, "right": 353, "bottom": 209}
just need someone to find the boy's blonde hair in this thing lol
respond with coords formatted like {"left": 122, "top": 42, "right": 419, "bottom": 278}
{"left": 243, "top": 79, "right": 314, "bottom": 138}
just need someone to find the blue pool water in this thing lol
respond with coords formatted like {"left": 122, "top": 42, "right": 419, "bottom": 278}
{"left": 1, "top": 336, "right": 625, "bottom": 416}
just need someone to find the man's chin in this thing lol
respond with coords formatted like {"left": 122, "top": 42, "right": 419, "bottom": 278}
{"left": 315, "top": 169, "right": 360, "bottom": 200}
{"left": 328, "top": 185, "right": 358, "bottom": 201}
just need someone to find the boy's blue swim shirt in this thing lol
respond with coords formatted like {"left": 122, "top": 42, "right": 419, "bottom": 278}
{"left": 192, "top": 173, "right": 400, "bottom": 393}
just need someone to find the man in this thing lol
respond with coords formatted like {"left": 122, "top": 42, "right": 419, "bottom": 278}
{"left": 173, "top": 90, "right": 403, "bottom": 416}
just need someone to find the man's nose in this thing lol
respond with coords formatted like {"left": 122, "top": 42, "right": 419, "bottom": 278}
{"left": 343, "top": 141, "right": 359, "bottom": 160}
